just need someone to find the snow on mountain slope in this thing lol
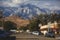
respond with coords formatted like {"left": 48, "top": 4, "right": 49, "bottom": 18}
{"left": 0, "top": 4, "right": 60, "bottom": 19}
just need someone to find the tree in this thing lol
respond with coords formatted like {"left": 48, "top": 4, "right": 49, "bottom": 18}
{"left": 0, "top": 10, "right": 3, "bottom": 19}
{"left": 28, "top": 16, "right": 40, "bottom": 31}
{"left": 4, "top": 21, "right": 17, "bottom": 31}
{"left": 39, "top": 14, "right": 48, "bottom": 25}
{"left": 0, "top": 10, "right": 3, "bottom": 27}
{"left": 19, "top": 27, "right": 28, "bottom": 31}
{"left": 0, "top": 21, "right": 2, "bottom": 27}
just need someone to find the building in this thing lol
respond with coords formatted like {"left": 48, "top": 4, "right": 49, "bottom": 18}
{"left": 39, "top": 22, "right": 59, "bottom": 34}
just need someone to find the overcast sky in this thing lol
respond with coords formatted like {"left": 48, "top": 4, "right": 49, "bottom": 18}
{"left": 0, "top": 0, "right": 60, "bottom": 10}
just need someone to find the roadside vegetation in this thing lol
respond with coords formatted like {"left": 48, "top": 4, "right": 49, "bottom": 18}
{"left": 4, "top": 21, "right": 17, "bottom": 31}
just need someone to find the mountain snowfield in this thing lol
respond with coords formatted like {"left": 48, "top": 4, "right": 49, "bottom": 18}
{"left": 0, "top": 4, "right": 60, "bottom": 19}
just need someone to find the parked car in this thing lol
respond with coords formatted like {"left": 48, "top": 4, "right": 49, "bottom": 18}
{"left": 45, "top": 29, "right": 55, "bottom": 38}
{"left": 0, "top": 30, "right": 11, "bottom": 38}
{"left": 10, "top": 30, "right": 16, "bottom": 33}
{"left": 32, "top": 31, "right": 40, "bottom": 35}
{"left": 20, "top": 30, "right": 23, "bottom": 33}
{"left": 16, "top": 30, "right": 20, "bottom": 33}
{"left": 45, "top": 32, "right": 55, "bottom": 38}
{"left": 26, "top": 30, "right": 32, "bottom": 33}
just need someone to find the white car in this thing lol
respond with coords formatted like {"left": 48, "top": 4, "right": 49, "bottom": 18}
{"left": 10, "top": 30, "right": 20, "bottom": 33}
{"left": 32, "top": 31, "right": 39, "bottom": 35}
{"left": 19, "top": 30, "right": 23, "bottom": 33}
{"left": 10, "top": 30, "right": 16, "bottom": 33}
{"left": 26, "top": 30, "right": 31, "bottom": 33}
{"left": 16, "top": 30, "right": 20, "bottom": 33}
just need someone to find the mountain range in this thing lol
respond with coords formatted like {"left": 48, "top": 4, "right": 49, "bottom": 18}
{"left": 0, "top": 4, "right": 60, "bottom": 19}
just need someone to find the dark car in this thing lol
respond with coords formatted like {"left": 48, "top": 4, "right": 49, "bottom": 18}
{"left": 45, "top": 32, "right": 55, "bottom": 38}
{"left": 45, "top": 29, "right": 55, "bottom": 38}
{"left": 0, "top": 30, "right": 11, "bottom": 38}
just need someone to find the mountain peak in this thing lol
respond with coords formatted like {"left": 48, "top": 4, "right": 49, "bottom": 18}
{"left": 0, "top": 4, "right": 60, "bottom": 19}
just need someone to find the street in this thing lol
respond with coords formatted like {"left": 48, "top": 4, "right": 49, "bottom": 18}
{"left": 10, "top": 32, "right": 59, "bottom": 40}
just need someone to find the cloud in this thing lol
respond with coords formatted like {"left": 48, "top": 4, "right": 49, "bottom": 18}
{"left": 29, "top": 1, "right": 60, "bottom": 10}
{"left": 40, "top": 3, "right": 60, "bottom": 10}
{"left": 12, "top": 0, "right": 23, "bottom": 4}
{"left": 0, "top": 0, "right": 60, "bottom": 10}
{"left": 0, "top": 0, "right": 29, "bottom": 7}
{"left": 49, "top": 6, "right": 60, "bottom": 10}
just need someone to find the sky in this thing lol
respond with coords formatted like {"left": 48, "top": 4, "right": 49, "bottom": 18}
{"left": 0, "top": 0, "right": 60, "bottom": 10}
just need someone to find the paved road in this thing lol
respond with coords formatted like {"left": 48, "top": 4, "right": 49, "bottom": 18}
{"left": 11, "top": 32, "right": 58, "bottom": 40}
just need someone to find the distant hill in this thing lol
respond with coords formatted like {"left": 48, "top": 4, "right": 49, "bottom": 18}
{"left": 5, "top": 15, "right": 30, "bottom": 28}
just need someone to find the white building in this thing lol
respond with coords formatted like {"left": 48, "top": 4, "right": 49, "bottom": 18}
{"left": 39, "top": 22, "right": 58, "bottom": 34}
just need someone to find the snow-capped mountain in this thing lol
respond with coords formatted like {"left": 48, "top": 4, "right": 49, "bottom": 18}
{"left": 0, "top": 4, "right": 60, "bottom": 19}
